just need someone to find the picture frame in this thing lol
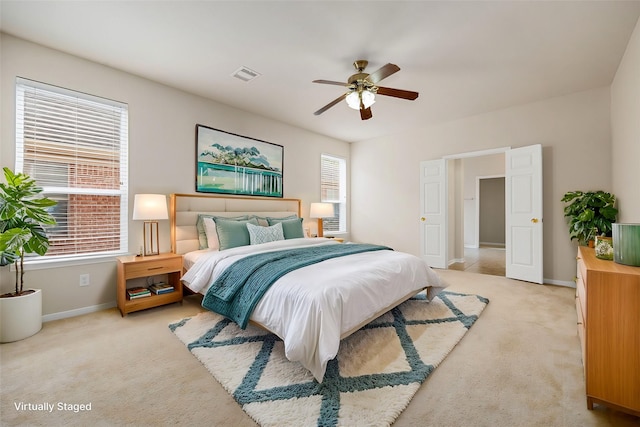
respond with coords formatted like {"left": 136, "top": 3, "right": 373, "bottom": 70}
{"left": 195, "top": 124, "right": 284, "bottom": 197}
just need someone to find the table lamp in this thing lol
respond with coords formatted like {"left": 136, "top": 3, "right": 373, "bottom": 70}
{"left": 310, "top": 202, "right": 334, "bottom": 238}
{"left": 132, "top": 194, "right": 168, "bottom": 256}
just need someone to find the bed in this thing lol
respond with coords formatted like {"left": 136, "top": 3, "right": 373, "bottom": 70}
{"left": 170, "top": 193, "right": 445, "bottom": 382}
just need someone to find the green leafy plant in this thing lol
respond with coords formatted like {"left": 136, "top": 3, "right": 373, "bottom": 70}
{"left": 561, "top": 190, "right": 618, "bottom": 246}
{"left": 0, "top": 167, "right": 57, "bottom": 296}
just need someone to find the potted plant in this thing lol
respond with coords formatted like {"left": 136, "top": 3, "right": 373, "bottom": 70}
{"left": 561, "top": 190, "right": 618, "bottom": 247}
{"left": 0, "top": 167, "right": 56, "bottom": 342}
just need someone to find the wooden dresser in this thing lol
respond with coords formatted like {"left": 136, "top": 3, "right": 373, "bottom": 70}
{"left": 575, "top": 246, "right": 640, "bottom": 417}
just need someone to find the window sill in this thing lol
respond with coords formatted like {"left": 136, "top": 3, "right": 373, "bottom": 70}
{"left": 12, "top": 252, "right": 128, "bottom": 272}
{"left": 324, "top": 232, "right": 348, "bottom": 238}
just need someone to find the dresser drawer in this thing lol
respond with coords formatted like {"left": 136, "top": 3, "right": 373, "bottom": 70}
{"left": 576, "top": 258, "right": 587, "bottom": 323}
{"left": 575, "top": 295, "right": 586, "bottom": 374}
{"left": 576, "top": 276, "right": 587, "bottom": 324}
{"left": 577, "top": 258, "right": 587, "bottom": 287}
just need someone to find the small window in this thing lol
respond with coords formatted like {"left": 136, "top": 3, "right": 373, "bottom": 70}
{"left": 15, "top": 78, "right": 129, "bottom": 259}
{"left": 320, "top": 154, "right": 347, "bottom": 233}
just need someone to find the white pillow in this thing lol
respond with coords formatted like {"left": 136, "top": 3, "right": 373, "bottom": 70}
{"left": 203, "top": 217, "right": 220, "bottom": 250}
{"left": 247, "top": 222, "right": 284, "bottom": 245}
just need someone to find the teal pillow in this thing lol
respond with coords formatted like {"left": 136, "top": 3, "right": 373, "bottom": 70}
{"left": 266, "top": 215, "right": 298, "bottom": 222}
{"left": 249, "top": 215, "right": 269, "bottom": 227}
{"left": 266, "top": 217, "right": 304, "bottom": 239}
{"left": 215, "top": 217, "right": 259, "bottom": 250}
{"left": 196, "top": 214, "right": 248, "bottom": 249}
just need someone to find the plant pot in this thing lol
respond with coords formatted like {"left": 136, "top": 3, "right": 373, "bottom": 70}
{"left": 613, "top": 223, "right": 640, "bottom": 266}
{"left": 0, "top": 289, "right": 42, "bottom": 343}
{"left": 594, "top": 236, "right": 613, "bottom": 260}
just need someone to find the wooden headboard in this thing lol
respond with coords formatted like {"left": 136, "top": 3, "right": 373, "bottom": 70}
{"left": 170, "top": 193, "right": 301, "bottom": 254}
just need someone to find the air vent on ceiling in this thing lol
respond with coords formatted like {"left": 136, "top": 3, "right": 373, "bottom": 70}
{"left": 231, "top": 66, "right": 261, "bottom": 82}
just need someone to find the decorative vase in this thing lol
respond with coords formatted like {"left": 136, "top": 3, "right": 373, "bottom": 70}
{"left": 613, "top": 223, "right": 640, "bottom": 267}
{"left": 0, "top": 289, "right": 42, "bottom": 343}
{"left": 594, "top": 236, "right": 613, "bottom": 260}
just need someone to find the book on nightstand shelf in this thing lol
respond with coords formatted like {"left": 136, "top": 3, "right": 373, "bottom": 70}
{"left": 127, "top": 286, "right": 151, "bottom": 299}
{"left": 148, "top": 283, "right": 174, "bottom": 295}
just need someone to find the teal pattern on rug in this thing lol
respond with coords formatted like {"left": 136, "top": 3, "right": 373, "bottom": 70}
{"left": 169, "top": 291, "right": 489, "bottom": 427}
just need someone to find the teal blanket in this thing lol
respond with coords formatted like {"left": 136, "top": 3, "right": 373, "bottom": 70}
{"left": 201, "top": 243, "right": 392, "bottom": 328}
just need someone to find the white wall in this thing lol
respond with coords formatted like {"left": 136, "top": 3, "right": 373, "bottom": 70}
{"left": 0, "top": 34, "right": 350, "bottom": 317}
{"left": 478, "top": 178, "right": 505, "bottom": 245}
{"left": 351, "top": 87, "right": 612, "bottom": 284}
{"left": 611, "top": 17, "right": 640, "bottom": 223}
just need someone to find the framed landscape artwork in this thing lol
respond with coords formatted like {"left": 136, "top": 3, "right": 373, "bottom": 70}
{"left": 195, "top": 124, "right": 283, "bottom": 197}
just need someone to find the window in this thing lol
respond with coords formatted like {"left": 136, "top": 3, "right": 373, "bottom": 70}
{"left": 15, "top": 78, "right": 129, "bottom": 259}
{"left": 320, "top": 154, "right": 347, "bottom": 233}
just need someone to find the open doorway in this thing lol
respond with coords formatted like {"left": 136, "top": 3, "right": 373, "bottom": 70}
{"left": 451, "top": 155, "right": 506, "bottom": 276}
{"left": 421, "top": 145, "right": 543, "bottom": 283}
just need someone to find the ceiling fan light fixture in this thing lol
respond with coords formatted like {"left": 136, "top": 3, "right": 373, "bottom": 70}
{"left": 345, "top": 89, "right": 375, "bottom": 110}
{"left": 345, "top": 91, "right": 360, "bottom": 109}
{"left": 362, "top": 90, "right": 376, "bottom": 108}
{"left": 313, "top": 60, "right": 417, "bottom": 119}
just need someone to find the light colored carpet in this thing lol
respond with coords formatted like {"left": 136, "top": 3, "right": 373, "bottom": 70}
{"left": 169, "top": 291, "right": 488, "bottom": 427}
{"left": 1, "top": 269, "right": 639, "bottom": 426}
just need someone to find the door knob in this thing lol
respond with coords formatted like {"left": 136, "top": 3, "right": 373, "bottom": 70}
{"left": 531, "top": 218, "right": 539, "bottom": 223}
{"left": 420, "top": 217, "right": 426, "bottom": 222}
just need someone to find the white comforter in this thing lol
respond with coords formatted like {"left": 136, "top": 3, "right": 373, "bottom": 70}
{"left": 181, "top": 238, "right": 444, "bottom": 382}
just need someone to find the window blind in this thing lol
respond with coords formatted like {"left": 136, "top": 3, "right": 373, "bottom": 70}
{"left": 320, "top": 154, "right": 346, "bottom": 233}
{"left": 15, "top": 78, "right": 129, "bottom": 258}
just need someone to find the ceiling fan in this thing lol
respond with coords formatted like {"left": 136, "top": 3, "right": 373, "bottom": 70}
{"left": 312, "top": 60, "right": 419, "bottom": 120}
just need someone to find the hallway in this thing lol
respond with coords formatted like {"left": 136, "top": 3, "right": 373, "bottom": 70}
{"left": 449, "top": 245, "right": 506, "bottom": 276}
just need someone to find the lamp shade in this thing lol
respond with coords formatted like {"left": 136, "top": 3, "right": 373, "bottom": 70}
{"left": 132, "top": 194, "right": 168, "bottom": 220}
{"left": 310, "top": 202, "right": 334, "bottom": 219}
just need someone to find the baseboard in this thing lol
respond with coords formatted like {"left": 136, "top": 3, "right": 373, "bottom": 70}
{"left": 42, "top": 301, "right": 116, "bottom": 322}
{"left": 543, "top": 278, "right": 576, "bottom": 288}
{"left": 448, "top": 258, "right": 464, "bottom": 265}
{"left": 479, "top": 242, "right": 505, "bottom": 248}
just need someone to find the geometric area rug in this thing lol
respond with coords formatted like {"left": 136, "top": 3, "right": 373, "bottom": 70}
{"left": 169, "top": 291, "right": 489, "bottom": 427}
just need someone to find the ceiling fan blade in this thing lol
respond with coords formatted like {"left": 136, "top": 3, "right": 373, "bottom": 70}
{"left": 376, "top": 86, "right": 419, "bottom": 100}
{"left": 360, "top": 106, "right": 372, "bottom": 120}
{"left": 365, "top": 63, "right": 400, "bottom": 84}
{"left": 314, "top": 93, "right": 347, "bottom": 116}
{"left": 312, "top": 79, "right": 349, "bottom": 87}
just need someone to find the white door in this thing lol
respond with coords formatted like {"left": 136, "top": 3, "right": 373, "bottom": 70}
{"left": 420, "top": 159, "right": 448, "bottom": 269}
{"left": 505, "top": 144, "right": 543, "bottom": 283}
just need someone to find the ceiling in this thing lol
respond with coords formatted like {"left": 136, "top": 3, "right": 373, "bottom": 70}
{"left": 2, "top": 1, "right": 639, "bottom": 143}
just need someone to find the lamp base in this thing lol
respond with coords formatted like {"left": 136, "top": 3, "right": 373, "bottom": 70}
{"left": 317, "top": 218, "right": 324, "bottom": 238}
{"left": 142, "top": 221, "right": 160, "bottom": 256}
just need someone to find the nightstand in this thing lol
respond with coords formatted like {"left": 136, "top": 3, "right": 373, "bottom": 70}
{"left": 116, "top": 253, "right": 183, "bottom": 316}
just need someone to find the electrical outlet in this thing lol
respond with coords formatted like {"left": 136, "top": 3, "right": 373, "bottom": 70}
{"left": 79, "top": 274, "right": 90, "bottom": 287}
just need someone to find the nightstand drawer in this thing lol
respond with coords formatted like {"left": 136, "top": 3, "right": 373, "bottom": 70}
{"left": 124, "top": 257, "right": 182, "bottom": 279}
